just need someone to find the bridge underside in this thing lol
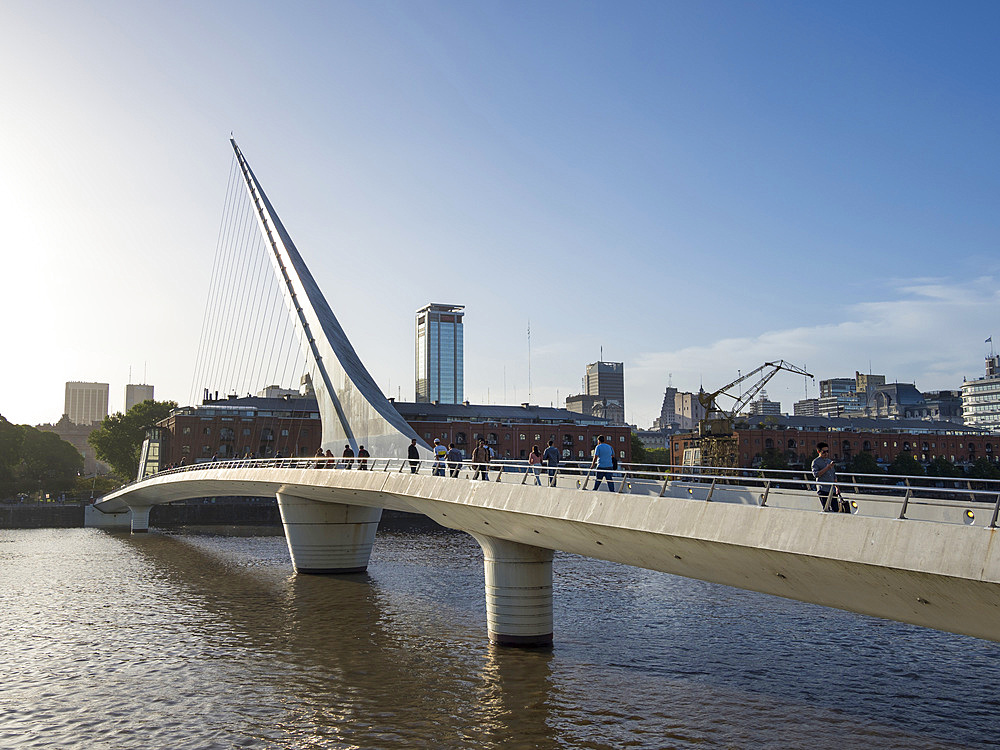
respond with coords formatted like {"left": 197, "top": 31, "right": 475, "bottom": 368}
{"left": 93, "top": 467, "right": 1000, "bottom": 646}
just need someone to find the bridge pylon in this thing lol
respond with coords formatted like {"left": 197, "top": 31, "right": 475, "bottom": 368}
{"left": 472, "top": 534, "right": 554, "bottom": 647}
{"left": 276, "top": 493, "right": 382, "bottom": 573}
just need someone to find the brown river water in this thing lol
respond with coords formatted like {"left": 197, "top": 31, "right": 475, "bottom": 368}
{"left": 1, "top": 525, "right": 997, "bottom": 749}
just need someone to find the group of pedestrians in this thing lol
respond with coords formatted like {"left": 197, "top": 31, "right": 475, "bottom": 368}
{"left": 313, "top": 444, "right": 369, "bottom": 469}
{"left": 405, "top": 436, "right": 567, "bottom": 485}
{"left": 315, "top": 435, "right": 625, "bottom": 491}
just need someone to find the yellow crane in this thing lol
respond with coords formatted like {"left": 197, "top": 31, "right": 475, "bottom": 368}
{"left": 696, "top": 361, "right": 813, "bottom": 468}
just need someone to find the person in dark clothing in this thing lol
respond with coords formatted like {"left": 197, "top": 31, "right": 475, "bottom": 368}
{"left": 542, "top": 439, "right": 561, "bottom": 487}
{"left": 342, "top": 444, "right": 354, "bottom": 469}
{"left": 408, "top": 438, "right": 420, "bottom": 473}
{"left": 446, "top": 443, "right": 463, "bottom": 478}
{"left": 357, "top": 445, "right": 370, "bottom": 470}
{"left": 471, "top": 439, "right": 490, "bottom": 481}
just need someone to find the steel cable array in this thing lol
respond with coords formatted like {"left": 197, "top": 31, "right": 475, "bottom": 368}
{"left": 189, "top": 158, "right": 310, "bottom": 406}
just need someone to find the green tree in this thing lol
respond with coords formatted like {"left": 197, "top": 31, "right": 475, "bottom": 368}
{"left": 630, "top": 433, "right": 647, "bottom": 465}
{"left": 888, "top": 451, "right": 924, "bottom": 478}
{"left": 0, "top": 415, "right": 24, "bottom": 482}
{"left": 14, "top": 426, "right": 83, "bottom": 494}
{"left": 89, "top": 400, "right": 177, "bottom": 480}
{"left": 926, "top": 456, "right": 961, "bottom": 478}
{"left": 645, "top": 447, "right": 670, "bottom": 466}
{"left": 757, "top": 448, "right": 788, "bottom": 480}
{"left": 968, "top": 457, "right": 1000, "bottom": 480}
{"left": 758, "top": 449, "right": 788, "bottom": 470}
{"left": 848, "top": 451, "right": 882, "bottom": 477}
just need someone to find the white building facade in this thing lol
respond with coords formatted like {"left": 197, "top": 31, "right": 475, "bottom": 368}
{"left": 64, "top": 381, "right": 109, "bottom": 425}
{"left": 962, "top": 355, "right": 1000, "bottom": 432}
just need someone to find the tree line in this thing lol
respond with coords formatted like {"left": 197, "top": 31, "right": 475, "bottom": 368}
{"left": 0, "top": 399, "right": 177, "bottom": 502}
{"left": 0, "top": 414, "right": 84, "bottom": 500}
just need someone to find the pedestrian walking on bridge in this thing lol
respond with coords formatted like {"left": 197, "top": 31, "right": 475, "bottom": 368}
{"left": 590, "top": 435, "right": 616, "bottom": 492}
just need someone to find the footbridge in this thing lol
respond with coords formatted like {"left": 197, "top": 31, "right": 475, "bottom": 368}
{"left": 93, "top": 457, "right": 1000, "bottom": 646}
{"left": 92, "top": 141, "right": 1000, "bottom": 647}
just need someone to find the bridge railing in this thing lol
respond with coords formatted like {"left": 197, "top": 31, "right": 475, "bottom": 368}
{"left": 114, "top": 456, "right": 1000, "bottom": 527}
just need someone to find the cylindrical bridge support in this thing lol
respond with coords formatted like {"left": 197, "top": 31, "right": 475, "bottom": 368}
{"left": 277, "top": 493, "right": 382, "bottom": 574}
{"left": 128, "top": 505, "right": 151, "bottom": 534}
{"left": 472, "top": 534, "right": 554, "bottom": 647}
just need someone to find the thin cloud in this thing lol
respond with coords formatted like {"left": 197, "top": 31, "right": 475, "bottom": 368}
{"left": 627, "top": 277, "right": 998, "bottom": 428}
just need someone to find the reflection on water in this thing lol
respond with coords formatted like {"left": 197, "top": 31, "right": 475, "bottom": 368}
{"left": 1, "top": 526, "right": 997, "bottom": 749}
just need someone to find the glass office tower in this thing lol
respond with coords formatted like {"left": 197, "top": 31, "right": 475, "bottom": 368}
{"left": 415, "top": 304, "right": 464, "bottom": 403}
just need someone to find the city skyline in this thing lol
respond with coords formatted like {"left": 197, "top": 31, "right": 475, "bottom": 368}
{"left": 3, "top": 1, "right": 998, "bottom": 429}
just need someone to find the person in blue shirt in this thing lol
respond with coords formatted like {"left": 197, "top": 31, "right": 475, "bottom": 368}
{"left": 589, "top": 435, "right": 615, "bottom": 492}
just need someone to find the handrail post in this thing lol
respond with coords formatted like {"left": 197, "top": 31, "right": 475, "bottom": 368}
{"left": 989, "top": 494, "right": 1000, "bottom": 529}
{"left": 494, "top": 464, "right": 503, "bottom": 482}
{"left": 706, "top": 478, "right": 717, "bottom": 502}
{"left": 760, "top": 480, "right": 771, "bottom": 507}
{"left": 823, "top": 485, "right": 834, "bottom": 512}
{"left": 659, "top": 472, "right": 670, "bottom": 497}
{"left": 898, "top": 486, "right": 912, "bottom": 520}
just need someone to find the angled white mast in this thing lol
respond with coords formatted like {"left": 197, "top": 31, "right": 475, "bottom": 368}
{"left": 231, "top": 139, "right": 425, "bottom": 457}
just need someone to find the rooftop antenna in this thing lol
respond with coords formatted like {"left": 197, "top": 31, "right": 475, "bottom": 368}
{"left": 527, "top": 319, "right": 532, "bottom": 403}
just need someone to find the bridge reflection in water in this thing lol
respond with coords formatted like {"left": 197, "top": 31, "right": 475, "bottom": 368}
{"left": 9, "top": 527, "right": 997, "bottom": 748}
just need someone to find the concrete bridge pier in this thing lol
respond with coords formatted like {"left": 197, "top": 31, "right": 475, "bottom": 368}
{"left": 276, "top": 493, "right": 382, "bottom": 574}
{"left": 128, "top": 505, "right": 152, "bottom": 533}
{"left": 472, "top": 534, "right": 554, "bottom": 647}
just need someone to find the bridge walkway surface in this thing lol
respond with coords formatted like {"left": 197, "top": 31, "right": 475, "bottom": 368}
{"left": 92, "top": 458, "right": 1000, "bottom": 647}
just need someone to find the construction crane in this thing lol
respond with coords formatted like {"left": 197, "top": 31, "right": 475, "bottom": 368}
{"left": 696, "top": 360, "right": 813, "bottom": 468}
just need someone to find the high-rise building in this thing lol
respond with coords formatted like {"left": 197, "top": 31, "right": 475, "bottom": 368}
{"left": 794, "top": 398, "right": 820, "bottom": 417}
{"left": 962, "top": 355, "right": 1000, "bottom": 432}
{"left": 652, "top": 386, "right": 678, "bottom": 429}
{"left": 415, "top": 304, "right": 464, "bottom": 404}
{"left": 818, "top": 378, "right": 860, "bottom": 417}
{"left": 586, "top": 361, "right": 625, "bottom": 424}
{"left": 125, "top": 383, "right": 154, "bottom": 412}
{"left": 744, "top": 390, "right": 781, "bottom": 416}
{"left": 64, "top": 382, "right": 109, "bottom": 425}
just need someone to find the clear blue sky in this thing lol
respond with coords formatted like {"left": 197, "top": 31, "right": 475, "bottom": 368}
{"left": 2, "top": 0, "right": 998, "bottom": 428}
